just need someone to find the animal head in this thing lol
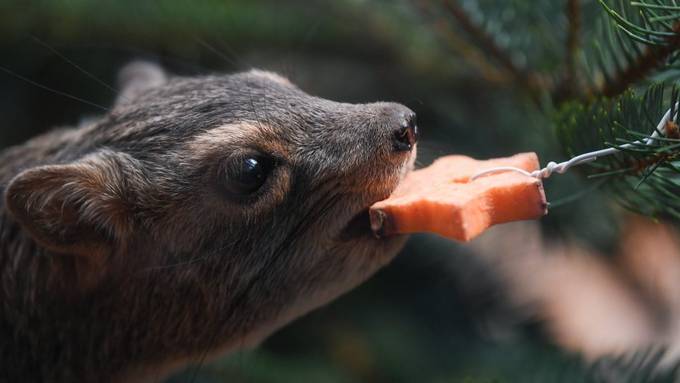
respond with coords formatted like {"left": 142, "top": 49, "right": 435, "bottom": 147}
{"left": 1, "top": 62, "right": 417, "bottom": 377}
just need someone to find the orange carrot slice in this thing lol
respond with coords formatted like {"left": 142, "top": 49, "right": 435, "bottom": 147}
{"left": 370, "top": 152, "right": 548, "bottom": 241}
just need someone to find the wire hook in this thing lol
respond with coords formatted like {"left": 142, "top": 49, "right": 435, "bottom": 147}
{"left": 471, "top": 105, "right": 678, "bottom": 181}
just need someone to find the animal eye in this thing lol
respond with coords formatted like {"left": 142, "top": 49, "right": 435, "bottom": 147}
{"left": 220, "top": 155, "right": 275, "bottom": 197}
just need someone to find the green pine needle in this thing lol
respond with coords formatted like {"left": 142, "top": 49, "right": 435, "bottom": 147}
{"left": 556, "top": 83, "right": 680, "bottom": 219}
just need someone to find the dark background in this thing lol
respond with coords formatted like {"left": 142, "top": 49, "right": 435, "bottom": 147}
{"left": 0, "top": 1, "right": 619, "bottom": 381}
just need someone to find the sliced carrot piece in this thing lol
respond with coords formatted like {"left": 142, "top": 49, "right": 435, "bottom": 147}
{"left": 370, "top": 152, "right": 547, "bottom": 241}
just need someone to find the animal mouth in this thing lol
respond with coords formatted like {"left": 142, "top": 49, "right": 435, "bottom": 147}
{"left": 339, "top": 153, "right": 415, "bottom": 241}
{"left": 339, "top": 208, "right": 374, "bottom": 241}
{"left": 339, "top": 146, "right": 417, "bottom": 241}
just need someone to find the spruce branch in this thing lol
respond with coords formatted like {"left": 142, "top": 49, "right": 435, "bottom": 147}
{"left": 412, "top": 0, "right": 509, "bottom": 85}
{"left": 437, "top": 0, "right": 548, "bottom": 99}
{"left": 555, "top": 0, "right": 584, "bottom": 102}
{"left": 556, "top": 83, "right": 680, "bottom": 220}
{"left": 597, "top": 22, "right": 680, "bottom": 97}
{"left": 592, "top": 1, "right": 680, "bottom": 98}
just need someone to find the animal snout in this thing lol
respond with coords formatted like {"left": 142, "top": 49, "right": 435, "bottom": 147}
{"left": 392, "top": 111, "right": 418, "bottom": 152}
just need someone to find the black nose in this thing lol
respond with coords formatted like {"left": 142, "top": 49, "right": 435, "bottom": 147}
{"left": 392, "top": 113, "right": 418, "bottom": 152}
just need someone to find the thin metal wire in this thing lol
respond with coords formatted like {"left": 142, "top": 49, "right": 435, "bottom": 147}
{"left": 470, "top": 105, "right": 677, "bottom": 181}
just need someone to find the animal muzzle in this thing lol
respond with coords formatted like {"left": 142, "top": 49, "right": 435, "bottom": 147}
{"left": 392, "top": 112, "right": 418, "bottom": 152}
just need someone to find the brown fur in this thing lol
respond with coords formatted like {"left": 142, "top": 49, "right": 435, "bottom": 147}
{"left": 0, "top": 62, "right": 417, "bottom": 382}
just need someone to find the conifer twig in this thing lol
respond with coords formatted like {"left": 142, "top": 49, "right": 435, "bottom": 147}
{"left": 594, "top": 21, "right": 680, "bottom": 98}
{"left": 439, "top": 0, "right": 545, "bottom": 97}
{"left": 413, "top": 0, "right": 509, "bottom": 85}
{"left": 560, "top": 0, "right": 582, "bottom": 100}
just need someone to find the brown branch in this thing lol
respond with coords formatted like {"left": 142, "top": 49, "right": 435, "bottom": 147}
{"left": 413, "top": 0, "right": 509, "bottom": 85}
{"left": 440, "top": 0, "right": 545, "bottom": 96}
{"left": 594, "top": 22, "right": 680, "bottom": 99}
{"left": 565, "top": 0, "right": 580, "bottom": 85}
{"left": 555, "top": 0, "right": 582, "bottom": 102}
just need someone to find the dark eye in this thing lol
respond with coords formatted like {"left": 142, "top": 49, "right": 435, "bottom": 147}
{"left": 220, "top": 155, "right": 275, "bottom": 197}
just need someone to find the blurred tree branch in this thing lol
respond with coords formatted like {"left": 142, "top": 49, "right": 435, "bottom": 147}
{"left": 417, "top": 0, "right": 552, "bottom": 103}
{"left": 411, "top": 0, "right": 680, "bottom": 222}
{"left": 593, "top": 21, "right": 680, "bottom": 98}
{"left": 413, "top": 0, "right": 509, "bottom": 86}
{"left": 439, "top": 0, "right": 547, "bottom": 98}
{"left": 555, "top": 0, "right": 583, "bottom": 101}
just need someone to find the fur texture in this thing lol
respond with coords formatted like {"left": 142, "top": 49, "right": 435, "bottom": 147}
{"left": 0, "top": 62, "right": 416, "bottom": 382}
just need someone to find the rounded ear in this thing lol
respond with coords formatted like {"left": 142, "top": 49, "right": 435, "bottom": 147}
{"left": 115, "top": 60, "right": 167, "bottom": 105}
{"left": 4, "top": 151, "right": 137, "bottom": 257}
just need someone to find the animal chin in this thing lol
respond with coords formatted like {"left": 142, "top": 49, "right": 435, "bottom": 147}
{"left": 339, "top": 209, "right": 374, "bottom": 241}
{"left": 339, "top": 158, "right": 415, "bottom": 241}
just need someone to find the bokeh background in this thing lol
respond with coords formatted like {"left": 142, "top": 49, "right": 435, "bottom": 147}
{"left": 0, "top": 1, "right": 636, "bottom": 382}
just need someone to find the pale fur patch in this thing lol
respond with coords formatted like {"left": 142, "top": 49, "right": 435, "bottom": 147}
{"left": 248, "top": 69, "right": 293, "bottom": 87}
{"left": 187, "top": 122, "right": 262, "bottom": 156}
{"left": 187, "top": 122, "right": 289, "bottom": 160}
{"left": 185, "top": 122, "right": 291, "bottom": 209}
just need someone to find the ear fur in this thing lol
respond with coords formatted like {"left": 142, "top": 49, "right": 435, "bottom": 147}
{"left": 4, "top": 150, "right": 138, "bottom": 257}
{"left": 116, "top": 60, "right": 167, "bottom": 105}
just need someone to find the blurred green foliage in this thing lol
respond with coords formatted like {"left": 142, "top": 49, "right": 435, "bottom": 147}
{"left": 0, "top": 0, "right": 670, "bottom": 382}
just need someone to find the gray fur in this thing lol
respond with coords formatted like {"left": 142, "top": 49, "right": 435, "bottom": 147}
{"left": 0, "top": 63, "right": 415, "bottom": 382}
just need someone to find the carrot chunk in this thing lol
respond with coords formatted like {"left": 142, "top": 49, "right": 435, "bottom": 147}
{"left": 370, "top": 152, "right": 548, "bottom": 241}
